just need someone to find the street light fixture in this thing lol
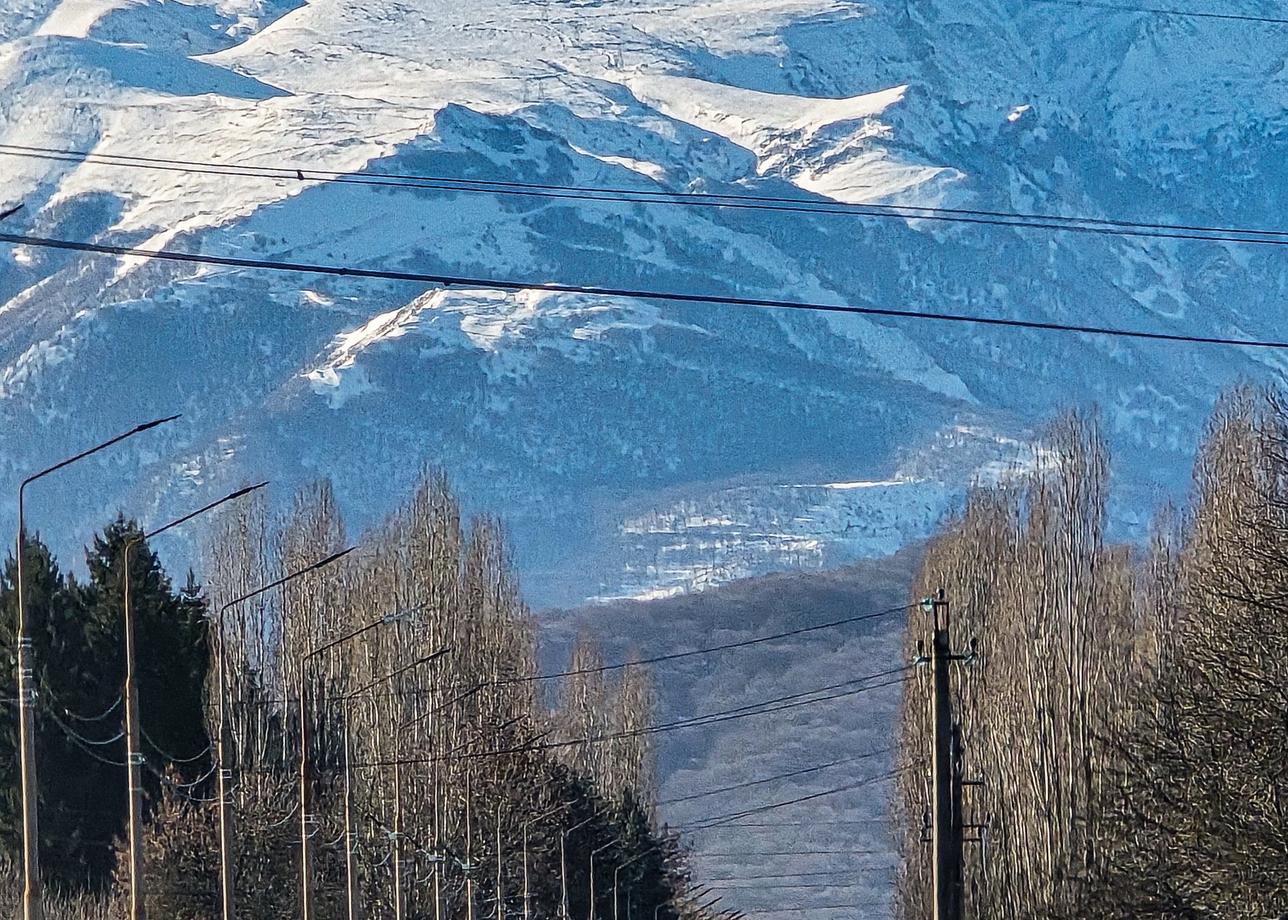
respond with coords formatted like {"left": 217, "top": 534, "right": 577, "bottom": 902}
{"left": 15, "top": 412, "right": 179, "bottom": 920}
{"left": 297, "top": 603, "right": 427, "bottom": 920}
{"left": 214, "top": 545, "right": 355, "bottom": 920}
{"left": 590, "top": 839, "right": 617, "bottom": 920}
{"left": 561, "top": 813, "right": 597, "bottom": 920}
{"left": 121, "top": 480, "right": 269, "bottom": 920}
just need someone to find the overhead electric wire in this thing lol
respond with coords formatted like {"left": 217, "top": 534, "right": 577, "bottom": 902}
{"left": 648, "top": 668, "right": 910, "bottom": 736}
{"left": 141, "top": 727, "right": 212, "bottom": 765}
{"left": 6, "top": 142, "right": 1288, "bottom": 245}
{"left": 738, "top": 905, "right": 873, "bottom": 914}
{"left": 711, "top": 881, "right": 883, "bottom": 891}
{"left": 1033, "top": 0, "right": 1288, "bottom": 24}
{"left": 697, "top": 819, "right": 884, "bottom": 828}
{"left": 703, "top": 870, "right": 885, "bottom": 882}
{"left": 206, "top": 602, "right": 910, "bottom": 709}
{"left": 3, "top": 230, "right": 1285, "bottom": 350}
{"left": 659, "top": 748, "right": 891, "bottom": 805}
{"left": 535, "top": 605, "right": 909, "bottom": 683}
{"left": 694, "top": 849, "right": 888, "bottom": 858}
{"left": 44, "top": 709, "right": 129, "bottom": 767}
{"left": 344, "top": 666, "right": 908, "bottom": 770}
{"left": 682, "top": 769, "right": 905, "bottom": 831}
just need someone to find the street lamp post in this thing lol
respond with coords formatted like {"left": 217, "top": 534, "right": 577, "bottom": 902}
{"left": 297, "top": 604, "right": 428, "bottom": 920}
{"left": 590, "top": 840, "right": 616, "bottom": 920}
{"left": 523, "top": 800, "right": 566, "bottom": 920}
{"left": 396, "top": 682, "right": 486, "bottom": 920}
{"left": 321, "top": 641, "right": 449, "bottom": 920}
{"left": 613, "top": 846, "right": 654, "bottom": 920}
{"left": 560, "top": 814, "right": 597, "bottom": 920}
{"left": 121, "top": 480, "right": 269, "bottom": 920}
{"left": 215, "top": 545, "right": 355, "bottom": 920}
{"left": 15, "top": 413, "right": 179, "bottom": 920}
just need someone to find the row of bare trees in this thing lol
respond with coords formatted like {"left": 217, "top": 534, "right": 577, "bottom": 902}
{"left": 2, "top": 470, "right": 692, "bottom": 919}
{"left": 895, "top": 389, "right": 1288, "bottom": 919}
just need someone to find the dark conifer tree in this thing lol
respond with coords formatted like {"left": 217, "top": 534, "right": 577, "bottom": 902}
{"left": 0, "top": 520, "right": 210, "bottom": 891}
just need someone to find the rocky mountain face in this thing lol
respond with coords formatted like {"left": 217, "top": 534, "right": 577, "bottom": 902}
{"left": 1, "top": 0, "right": 1285, "bottom": 604}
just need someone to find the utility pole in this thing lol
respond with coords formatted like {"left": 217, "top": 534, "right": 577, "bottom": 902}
{"left": 299, "top": 674, "right": 315, "bottom": 920}
{"left": 496, "top": 804, "right": 504, "bottom": 920}
{"left": 122, "top": 481, "right": 267, "bottom": 920}
{"left": 466, "top": 770, "right": 476, "bottom": 920}
{"left": 560, "top": 831, "right": 569, "bottom": 920}
{"left": 342, "top": 711, "right": 359, "bottom": 920}
{"left": 217, "top": 546, "right": 355, "bottom": 920}
{"left": 523, "top": 823, "right": 531, "bottom": 920}
{"left": 15, "top": 413, "right": 179, "bottom": 920}
{"left": 925, "top": 591, "right": 963, "bottom": 920}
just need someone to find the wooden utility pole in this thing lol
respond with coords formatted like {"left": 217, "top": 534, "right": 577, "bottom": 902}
{"left": 926, "top": 592, "right": 963, "bottom": 920}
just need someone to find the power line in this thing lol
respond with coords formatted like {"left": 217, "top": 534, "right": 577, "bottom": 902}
{"left": 711, "top": 881, "right": 889, "bottom": 891}
{"left": 649, "top": 669, "right": 909, "bottom": 735}
{"left": 3, "top": 230, "right": 1285, "bottom": 350}
{"left": 1033, "top": 0, "right": 1288, "bottom": 24}
{"left": 704, "top": 870, "right": 887, "bottom": 882}
{"left": 659, "top": 748, "right": 890, "bottom": 806}
{"left": 737, "top": 904, "right": 874, "bottom": 914}
{"left": 691, "top": 819, "right": 885, "bottom": 828}
{"left": 206, "top": 603, "right": 910, "bottom": 709}
{"left": 343, "top": 668, "right": 909, "bottom": 770}
{"left": 693, "top": 850, "right": 888, "bottom": 858}
{"left": 519, "top": 605, "right": 910, "bottom": 683}
{"left": 6, "top": 142, "right": 1288, "bottom": 245}
{"left": 682, "top": 770, "right": 904, "bottom": 831}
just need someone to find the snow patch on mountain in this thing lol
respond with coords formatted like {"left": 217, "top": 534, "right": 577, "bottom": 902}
{"left": 1, "top": 0, "right": 1287, "bottom": 609}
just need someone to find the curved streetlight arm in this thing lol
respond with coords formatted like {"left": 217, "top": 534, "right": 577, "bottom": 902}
{"left": 20, "top": 415, "right": 181, "bottom": 497}
{"left": 397, "top": 682, "right": 484, "bottom": 732}
{"left": 142, "top": 481, "right": 269, "bottom": 542}
{"left": 305, "top": 602, "right": 426, "bottom": 666}
{"left": 344, "top": 646, "right": 450, "bottom": 700}
{"left": 217, "top": 545, "right": 356, "bottom": 624}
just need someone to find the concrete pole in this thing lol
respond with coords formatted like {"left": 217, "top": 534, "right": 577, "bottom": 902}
{"left": 496, "top": 804, "right": 503, "bottom": 920}
{"left": 122, "top": 541, "right": 147, "bottom": 920}
{"left": 560, "top": 832, "right": 569, "bottom": 920}
{"left": 393, "top": 756, "right": 404, "bottom": 920}
{"left": 299, "top": 673, "right": 315, "bottom": 920}
{"left": 217, "top": 633, "right": 236, "bottom": 920}
{"left": 14, "top": 415, "right": 179, "bottom": 920}
{"left": 15, "top": 509, "right": 41, "bottom": 920}
{"left": 343, "top": 712, "right": 359, "bottom": 920}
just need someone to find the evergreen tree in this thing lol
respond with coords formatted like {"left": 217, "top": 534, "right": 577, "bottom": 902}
{"left": 0, "top": 534, "right": 113, "bottom": 888}
{"left": 78, "top": 517, "right": 211, "bottom": 800}
{"left": 0, "top": 520, "right": 210, "bottom": 891}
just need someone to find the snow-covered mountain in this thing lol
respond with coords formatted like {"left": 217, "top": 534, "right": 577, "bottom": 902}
{"left": 1, "top": 0, "right": 1286, "bottom": 604}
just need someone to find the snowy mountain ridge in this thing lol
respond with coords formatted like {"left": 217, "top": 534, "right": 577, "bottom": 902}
{"left": 1, "top": 0, "right": 1286, "bottom": 604}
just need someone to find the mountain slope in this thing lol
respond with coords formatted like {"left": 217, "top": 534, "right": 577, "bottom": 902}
{"left": 1, "top": 0, "right": 1286, "bottom": 603}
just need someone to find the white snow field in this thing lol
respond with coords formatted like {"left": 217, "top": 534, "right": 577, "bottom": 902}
{"left": 1, "top": 0, "right": 1287, "bottom": 605}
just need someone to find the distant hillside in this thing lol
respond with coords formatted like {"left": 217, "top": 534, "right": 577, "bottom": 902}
{"left": 544, "top": 547, "right": 921, "bottom": 919}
